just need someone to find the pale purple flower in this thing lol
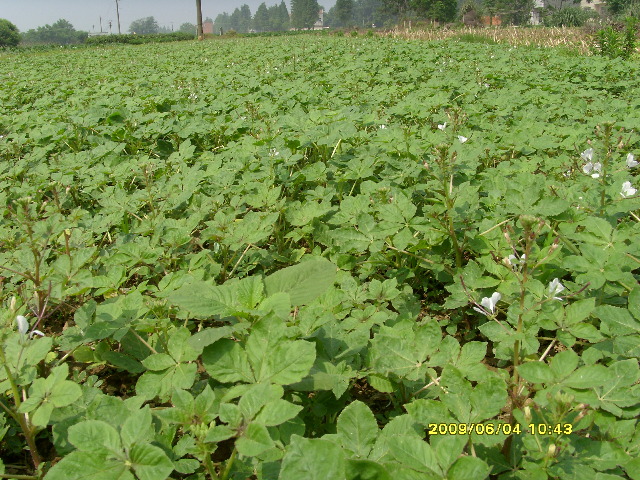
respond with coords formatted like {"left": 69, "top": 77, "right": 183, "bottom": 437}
{"left": 458, "top": 135, "right": 468, "bottom": 143}
{"left": 627, "top": 153, "right": 638, "bottom": 168}
{"left": 438, "top": 122, "right": 447, "bottom": 131}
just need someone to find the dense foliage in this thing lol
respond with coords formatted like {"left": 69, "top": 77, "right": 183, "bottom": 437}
{"left": 128, "top": 16, "right": 160, "bottom": 35}
{"left": 543, "top": 6, "right": 600, "bottom": 27}
{"left": 20, "top": 19, "right": 87, "bottom": 46}
{"left": 0, "top": 18, "right": 20, "bottom": 48}
{"left": 84, "top": 32, "right": 196, "bottom": 46}
{"left": 1, "top": 35, "right": 640, "bottom": 480}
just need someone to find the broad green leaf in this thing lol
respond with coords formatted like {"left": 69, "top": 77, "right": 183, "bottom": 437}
{"left": 264, "top": 257, "right": 337, "bottom": 306}
{"left": 202, "top": 339, "right": 255, "bottom": 384}
{"left": 386, "top": 435, "right": 441, "bottom": 475}
{"left": 432, "top": 435, "right": 466, "bottom": 471}
{"left": 129, "top": 443, "right": 174, "bottom": 480}
{"left": 68, "top": 420, "right": 122, "bottom": 455}
{"left": 187, "top": 326, "right": 239, "bottom": 352}
{"left": 337, "top": 400, "right": 379, "bottom": 458}
{"left": 239, "top": 383, "right": 271, "bottom": 420}
{"left": 516, "top": 362, "right": 555, "bottom": 384}
{"left": 50, "top": 380, "right": 83, "bottom": 407}
{"left": 594, "top": 305, "right": 640, "bottom": 334}
{"left": 31, "top": 402, "right": 55, "bottom": 427}
{"left": 345, "top": 459, "right": 393, "bottom": 480}
{"left": 141, "top": 354, "right": 175, "bottom": 371}
{"left": 245, "top": 314, "right": 316, "bottom": 385}
{"left": 447, "top": 456, "right": 490, "bottom": 480}
{"left": 629, "top": 288, "right": 640, "bottom": 321}
{"left": 279, "top": 435, "right": 346, "bottom": 480}
{"left": 254, "top": 399, "right": 303, "bottom": 427}
{"left": 563, "top": 365, "right": 611, "bottom": 389}
{"left": 549, "top": 349, "right": 579, "bottom": 381}
{"left": 470, "top": 377, "right": 507, "bottom": 422}
{"left": 236, "top": 423, "right": 275, "bottom": 457}
{"left": 120, "top": 406, "right": 153, "bottom": 450}
{"left": 43, "top": 451, "right": 133, "bottom": 480}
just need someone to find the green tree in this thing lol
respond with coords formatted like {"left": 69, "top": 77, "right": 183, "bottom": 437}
{"left": 0, "top": 18, "right": 20, "bottom": 47}
{"left": 179, "top": 22, "right": 196, "bottom": 33}
{"left": 414, "top": 0, "right": 458, "bottom": 22}
{"left": 279, "top": 0, "right": 291, "bottom": 29}
{"left": 240, "top": 4, "right": 253, "bottom": 31}
{"left": 128, "top": 16, "right": 159, "bottom": 34}
{"left": 21, "top": 19, "right": 87, "bottom": 45}
{"left": 291, "top": 0, "right": 321, "bottom": 29}
{"left": 254, "top": 2, "right": 271, "bottom": 31}
{"left": 213, "top": 13, "right": 232, "bottom": 33}
{"left": 498, "top": 0, "right": 535, "bottom": 25}
{"left": 336, "top": 0, "right": 355, "bottom": 25}
{"left": 379, "top": 0, "right": 411, "bottom": 17}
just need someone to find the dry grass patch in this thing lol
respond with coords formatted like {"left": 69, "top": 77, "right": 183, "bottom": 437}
{"left": 381, "top": 26, "right": 594, "bottom": 54}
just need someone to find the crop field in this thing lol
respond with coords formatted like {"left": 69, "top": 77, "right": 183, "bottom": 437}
{"left": 1, "top": 35, "right": 640, "bottom": 479}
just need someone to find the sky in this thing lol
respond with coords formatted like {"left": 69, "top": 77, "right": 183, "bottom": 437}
{"left": 1, "top": 0, "right": 337, "bottom": 33}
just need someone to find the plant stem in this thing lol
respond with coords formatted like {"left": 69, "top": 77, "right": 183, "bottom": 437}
{"left": 221, "top": 447, "right": 237, "bottom": 480}
{"left": 0, "top": 474, "right": 40, "bottom": 480}
{"left": 203, "top": 451, "right": 219, "bottom": 480}
{"left": 0, "top": 346, "right": 41, "bottom": 470}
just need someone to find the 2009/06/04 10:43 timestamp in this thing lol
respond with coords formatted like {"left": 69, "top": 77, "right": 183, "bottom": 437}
{"left": 427, "top": 423, "right": 573, "bottom": 436}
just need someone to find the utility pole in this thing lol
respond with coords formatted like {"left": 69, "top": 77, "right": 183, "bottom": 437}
{"left": 109, "top": 20, "right": 112, "bottom": 34}
{"left": 171, "top": 22, "right": 174, "bottom": 32}
{"left": 100, "top": 16, "right": 103, "bottom": 32}
{"left": 116, "top": 0, "right": 121, "bottom": 34}
{"left": 196, "top": 0, "right": 203, "bottom": 40}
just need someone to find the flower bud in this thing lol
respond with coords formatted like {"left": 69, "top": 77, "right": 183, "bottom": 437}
{"left": 10, "top": 296, "right": 16, "bottom": 311}
{"left": 548, "top": 444, "right": 556, "bottom": 456}
{"left": 523, "top": 406, "right": 532, "bottom": 423}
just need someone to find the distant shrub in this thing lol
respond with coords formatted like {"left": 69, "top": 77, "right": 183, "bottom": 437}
{"left": 350, "top": 29, "right": 358, "bottom": 36}
{"left": 85, "top": 32, "right": 195, "bottom": 45}
{"left": 334, "top": 29, "right": 344, "bottom": 36}
{"left": 456, "top": 33, "right": 497, "bottom": 44}
{"left": 590, "top": 16, "right": 638, "bottom": 59}
{"left": 544, "top": 6, "right": 599, "bottom": 27}
{"left": 225, "top": 29, "right": 238, "bottom": 37}
{"left": 0, "top": 18, "right": 20, "bottom": 47}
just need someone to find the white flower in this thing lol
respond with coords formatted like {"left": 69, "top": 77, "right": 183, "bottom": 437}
{"left": 621, "top": 181, "right": 637, "bottom": 198}
{"left": 548, "top": 278, "right": 564, "bottom": 301}
{"left": 438, "top": 122, "right": 447, "bottom": 131}
{"left": 16, "top": 315, "right": 28, "bottom": 335}
{"left": 379, "top": 125, "right": 386, "bottom": 129}
{"left": 270, "top": 148, "right": 279, "bottom": 157}
{"left": 473, "top": 292, "right": 501, "bottom": 316}
{"left": 627, "top": 153, "right": 638, "bottom": 168}
{"left": 580, "top": 148, "right": 593, "bottom": 163}
{"left": 583, "top": 161, "right": 602, "bottom": 178}
{"left": 458, "top": 135, "right": 468, "bottom": 143}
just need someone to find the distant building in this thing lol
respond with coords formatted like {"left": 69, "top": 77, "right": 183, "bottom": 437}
{"left": 289, "top": 9, "right": 324, "bottom": 30}
{"left": 203, "top": 21, "right": 213, "bottom": 34}
{"left": 581, "top": 0, "right": 606, "bottom": 16}
{"left": 314, "top": 9, "right": 324, "bottom": 30}
{"left": 530, "top": 0, "right": 606, "bottom": 25}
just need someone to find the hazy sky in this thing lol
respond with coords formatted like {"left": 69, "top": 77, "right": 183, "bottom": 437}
{"left": 2, "top": 0, "right": 336, "bottom": 33}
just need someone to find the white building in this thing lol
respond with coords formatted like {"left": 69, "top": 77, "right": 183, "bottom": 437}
{"left": 530, "top": 0, "right": 606, "bottom": 25}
